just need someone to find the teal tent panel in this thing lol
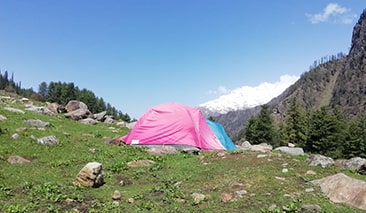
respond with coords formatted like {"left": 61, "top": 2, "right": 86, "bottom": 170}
{"left": 206, "top": 119, "right": 236, "bottom": 150}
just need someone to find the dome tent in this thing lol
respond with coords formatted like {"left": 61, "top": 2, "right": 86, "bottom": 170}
{"left": 120, "top": 103, "right": 235, "bottom": 151}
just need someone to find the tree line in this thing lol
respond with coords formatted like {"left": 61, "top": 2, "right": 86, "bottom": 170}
{"left": 236, "top": 97, "right": 366, "bottom": 159}
{"left": 0, "top": 70, "right": 132, "bottom": 122}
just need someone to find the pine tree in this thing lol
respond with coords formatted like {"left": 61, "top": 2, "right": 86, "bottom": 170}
{"left": 244, "top": 105, "right": 278, "bottom": 146}
{"left": 306, "top": 107, "right": 345, "bottom": 158}
{"left": 283, "top": 97, "right": 307, "bottom": 147}
{"left": 344, "top": 114, "right": 366, "bottom": 158}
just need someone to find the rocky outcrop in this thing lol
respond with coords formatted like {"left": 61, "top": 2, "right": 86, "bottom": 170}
{"left": 312, "top": 173, "right": 366, "bottom": 210}
{"left": 335, "top": 157, "right": 366, "bottom": 171}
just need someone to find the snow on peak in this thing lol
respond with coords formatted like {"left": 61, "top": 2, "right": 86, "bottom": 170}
{"left": 199, "top": 75, "right": 299, "bottom": 115}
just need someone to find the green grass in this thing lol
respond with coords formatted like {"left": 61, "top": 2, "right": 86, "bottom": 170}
{"left": 0, "top": 96, "right": 365, "bottom": 212}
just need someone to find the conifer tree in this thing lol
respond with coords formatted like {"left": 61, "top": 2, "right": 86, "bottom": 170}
{"left": 283, "top": 97, "right": 307, "bottom": 147}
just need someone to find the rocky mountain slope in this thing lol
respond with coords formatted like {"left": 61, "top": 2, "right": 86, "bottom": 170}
{"left": 217, "top": 9, "right": 366, "bottom": 138}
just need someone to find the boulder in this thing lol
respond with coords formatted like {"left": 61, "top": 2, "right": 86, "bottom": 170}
{"left": 4, "top": 107, "right": 25, "bottom": 114}
{"left": 73, "top": 162, "right": 104, "bottom": 187}
{"left": 335, "top": 157, "right": 366, "bottom": 171}
{"left": 251, "top": 143, "right": 272, "bottom": 153}
{"left": 25, "top": 105, "right": 53, "bottom": 116}
{"left": 7, "top": 155, "right": 31, "bottom": 164}
{"left": 46, "top": 102, "right": 59, "bottom": 114}
{"left": 64, "top": 108, "right": 92, "bottom": 120}
{"left": 94, "top": 111, "right": 107, "bottom": 121}
{"left": 80, "top": 118, "right": 98, "bottom": 125}
{"left": 23, "top": 119, "right": 50, "bottom": 127}
{"left": 312, "top": 173, "right": 366, "bottom": 210}
{"left": 37, "top": 136, "right": 58, "bottom": 146}
{"left": 65, "top": 100, "right": 88, "bottom": 112}
{"left": 147, "top": 145, "right": 178, "bottom": 156}
{"left": 104, "top": 116, "right": 114, "bottom": 124}
{"left": 275, "top": 146, "right": 304, "bottom": 156}
{"left": 307, "top": 154, "right": 334, "bottom": 168}
{"left": 240, "top": 141, "right": 252, "bottom": 150}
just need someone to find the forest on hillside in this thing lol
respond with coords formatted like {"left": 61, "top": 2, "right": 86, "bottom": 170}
{"left": 0, "top": 70, "right": 132, "bottom": 122}
{"left": 236, "top": 97, "right": 366, "bottom": 160}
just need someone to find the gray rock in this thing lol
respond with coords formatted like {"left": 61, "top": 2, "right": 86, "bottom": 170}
{"left": 80, "top": 118, "right": 98, "bottom": 125}
{"left": 4, "top": 107, "right": 25, "bottom": 114}
{"left": 191, "top": 192, "right": 205, "bottom": 204}
{"left": 312, "top": 173, "right": 366, "bottom": 210}
{"left": 335, "top": 157, "right": 366, "bottom": 171}
{"left": 240, "top": 141, "right": 252, "bottom": 150}
{"left": 127, "top": 160, "right": 155, "bottom": 167}
{"left": 307, "top": 154, "right": 334, "bottom": 168}
{"left": 37, "top": 136, "right": 58, "bottom": 146}
{"left": 94, "top": 111, "right": 107, "bottom": 121}
{"left": 11, "top": 133, "right": 20, "bottom": 140}
{"left": 64, "top": 108, "right": 92, "bottom": 120}
{"left": 65, "top": 100, "right": 88, "bottom": 112}
{"left": 147, "top": 145, "right": 178, "bottom": 155}
{"left": 275, "top": 146, "right": 304, "bottom": 156}
{"left": 7, "top": 155, "right": 31, "bottom": 164}
{"left": 25, "top": 105, "right": 53, "bottom": 116}
{"left": 116, "top": 121, "right": 127, "bottom": 127}
{"left": 24, "top": 119, "right": 50, "bottom": 127}
{"left": 73, "top": 162, "right": 104, "bottom": 187}
{"left": 104, "top": 116, "right": 114, "bottom": 124}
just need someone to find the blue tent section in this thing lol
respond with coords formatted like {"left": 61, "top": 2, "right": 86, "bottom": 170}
{"left": 206, "top": 119, "right": 236, "bottom": 151}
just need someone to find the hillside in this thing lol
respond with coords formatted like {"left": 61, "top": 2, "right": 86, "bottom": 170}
{"left": 1, "top": 93, "right": 366, "bottom": 212}
{"left": 217, "top": 9, "right": 366, "bottom": 138}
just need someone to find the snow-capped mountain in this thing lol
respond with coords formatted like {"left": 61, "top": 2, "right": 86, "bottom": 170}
{"left": 199, "top": 75, "right": 299, "bottom": 116}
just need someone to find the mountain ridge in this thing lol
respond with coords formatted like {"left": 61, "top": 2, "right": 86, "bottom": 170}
{"left": 215, "top": 8, "right": 366, "bottom": 138}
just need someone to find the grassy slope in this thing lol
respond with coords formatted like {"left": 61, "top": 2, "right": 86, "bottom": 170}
{"left": 0, "top": 97, "right": 366, "bottom": 212}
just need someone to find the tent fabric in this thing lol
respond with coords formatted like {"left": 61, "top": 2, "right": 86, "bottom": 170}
{"left": 206, "top": 119, "right": 237, "bottom": 151}
{"left": 120, "top": 103, "right": 230, "bottom": 151}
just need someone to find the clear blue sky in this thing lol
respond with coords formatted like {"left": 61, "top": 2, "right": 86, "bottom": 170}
{"left": 0, "top": 1, "right": 364, "bottom": 119}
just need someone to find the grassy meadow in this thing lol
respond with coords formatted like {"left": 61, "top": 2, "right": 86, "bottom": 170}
{"left": 0, "top": 94, "right": 365, "bottom": 212}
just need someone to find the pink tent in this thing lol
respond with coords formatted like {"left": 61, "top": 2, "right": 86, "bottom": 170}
{"left": 120, "top": 103, "right": 226, "bottom": 151}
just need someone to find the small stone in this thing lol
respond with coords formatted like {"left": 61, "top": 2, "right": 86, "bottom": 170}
{"left": 257, "top": 154, "right": 268, "bottom": 158}
{"left": 65, "top": 198, "right": 74, "bottom": 204}
{"left": 220, "top": 192, "right": 233, "bottom": 203}
{"left": 112, "top": 201, "right": 119, "bottom": 205}
{"left": 127, "top": 160, "right": 155, "bottom": 167}
{"left": 89, "top": 148, "right": 97, "bottom": 153}
{"left": 282, "top": 168, "right": 289, "bottom": 173}
{"left": 306, "top": 170, "right": 317, "bottom": 175}
{"left": 175, "top": 198, "right": 185, "bottom": 203}
{"left": 16, "top": 127, "right": 27, "bottom": 132}
{"left": 275, "top": 176, "right": 286, "bottom": 181}
{"left": 112, "top": 190, "right": 121, "bottom": 200}
{"left": 127, "top": 198, "right": 135, "bottom": 203}
{"left": 11, "top": 133, "right": 20, "bottom": 140}
{"left": 191, "top": 192, "right": 205, "bottom": 204}
{"left": 217, "top": 152, "right": 226, "bottom": 157}
{"left": 7, "top": 155, "right": 31, "bottom": 164}
{"left": 305, "top": 188, "right": 314, "bottom": 192}
{"left": 235, "top": 190, "right": 247, "bottom": 197}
